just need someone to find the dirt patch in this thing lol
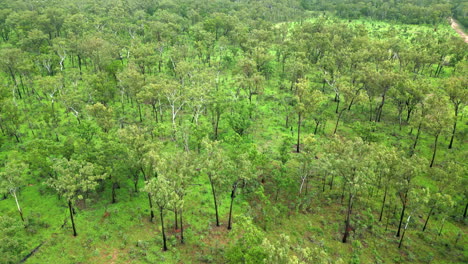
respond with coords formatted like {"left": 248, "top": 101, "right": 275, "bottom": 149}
{"left": 450, "top": 18, "right": 468, "bottom": 44}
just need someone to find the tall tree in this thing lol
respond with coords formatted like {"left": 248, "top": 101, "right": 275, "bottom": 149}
{"left": 46, "top": 158, "right": 106, "bottom": 236}
{"left": 0, "top": 157, "right": 29, "bottom": 223}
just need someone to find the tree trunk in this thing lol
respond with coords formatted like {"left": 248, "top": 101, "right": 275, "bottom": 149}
{"left": 448, "top": 106, "right": 458, "bottom": 149}
{"left": 422, "top": 206, "right": 434, "bottom": 232}
{"left": 137, "top": 102, "right": 143, "bottom": 123}
{"left": 335, "top": 95, "right": 340, "bottom": 114}
{"left": 429, "top": 133, "right": 439, "bottom": 168}
{"left": 148, "top": 194, "right": 154, "bottom": 222}
{"left": 227, "top": 182, "right": 238, "bottom": 230}
{"left": 296, "top": 112, "right": 302, "bottom": 153}
{"left": 334, "top": 109, "right": 345, "bottom": 135}
{"left": 314, "top": 120, "right": 320, "bottom": 135}
{"left": 342, "top": 193, "right": 354, "bottom": 243}
{"left": 180, "top": 209, "right": 184, "bottom": 244}
{"left": 174, "top": 209, "right": 178, "bottom": 230}
{"left": 68, "top": 200, "right": 77, "bottom": 236}
{"left": 379, "top": 185, "right": 388, "bottom": 221}
{"left": 112, "top": 182, "right": 116, "bottom": 204}
{"left": 12, "top": 190, "right": 24, "bottom": 222}
{"left": 160, "top": 208, "right": 167, "bottom": 251}
{"left": 398, "top": 215, "right": 410, "bottom": 248}
{"left": 133, "top": 173, "right": 139, "bottom": 192}
{"left": 438, "top": 218, "right": 445, "bottom": 236}
{"left": 208, "top": 174, "right": 220, "bottom": 226}
{"left": 396, "top": 203, "right": 406, "bottom": 237}
{"left": 412, "top": 123, "right": 422, "bottom": 152}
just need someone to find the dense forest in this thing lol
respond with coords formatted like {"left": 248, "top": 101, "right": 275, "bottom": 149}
{"left": 0, "top": 0, "right": 467, "bottom": 263}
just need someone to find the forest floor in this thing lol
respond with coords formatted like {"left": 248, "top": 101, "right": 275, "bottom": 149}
{"left": 450, "top": 17, "right": 468, "bottom": 43}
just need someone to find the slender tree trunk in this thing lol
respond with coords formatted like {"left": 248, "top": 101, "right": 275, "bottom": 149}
{"left": 398, "top": 215, "right": 410, "bottom": 248}
{"left": 12, "top": 190, "right": 24, "bottom": 222}
{"left": 448, "top": 106, "right": 458, "bottom": 149}
{"left": 148, "top": 194, "right": 154, "bottom": 222}
{"left": 430, "top": 133, "right": 439, "bottom": 168}
{"left": 335, "top": 95, "right": 340, "bottom": 114}
{"left": 438, "top": 218, "right": 445, "bottom": 236}
{"left": 296, "top": 112, "right": 302, "bottom": 152}
{"left": 396, "top": 202, "right": 406, "bottom": 237}
{"left": 174, "top": 209, "right": 178, "bottom": 230}
{"left": 112, "top": 182, "right": 116, "bottom": 204}
{"left": 208, "top": 174, "right": 220, "bottom": 226}
{"left": 334, "top": 109, "right": 345, "bottom": 135}
{"left": 412, "top": 123, "right": 422, "bottom": 152}
{"left": 180, "top": 209, "right": 184, "bottom": 244}
{"left": 68, "top": 200, "right": 77, "bottom": 236}
{"left": 314, "top": 120, "right": 320, "bottom": 134}
{"left": 227, "top": 182, "right": 238, "bottom": 230}
{"left": 342, "top": 193, "right": 354, "bottom": 243}
{"left": 379, "top": 185, "right": 388, "bottom": 221}
{"left": 160, "top": 207, "right": 167, "bottom": 251}
{"left": 137, "top": 102, "right": 143, "bottom": 123}
{"left": 422, "top": 206, "right": 434, "bottom": 232}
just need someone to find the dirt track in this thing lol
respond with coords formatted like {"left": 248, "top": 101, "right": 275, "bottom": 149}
{"left": 450, "top": 18, "right": 468, "bottom": 44}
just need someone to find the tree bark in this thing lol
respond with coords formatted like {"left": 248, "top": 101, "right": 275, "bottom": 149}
{"left": 12, "top": 190, "right": 24, "bottom": 222}
{"left": 68, "top": 200, "right": 77, "bottom": 236}
{"left": 398, "top": 215, "right": 410, "bottom": 248}
{"left": 112, "top": 182, "right": 116, "bottom": 204}
{"left": 296, "top": 112, "right": 302, "bottom": 152}
{"left": 174, "top": 209, "right": 178, "bottom": 230}
{"left": 396, "top": 203, "right": 406, "bottom": 237}
{"left": 412, "top": 123, "right": 422, "bottom": 152}
{"left": 227, "top": 182, "right": 238, "bottom": 230}
{"left": 208, "top": 174, "right": 220, "bottom": 226}
{"left": 429, "top": 133, "right": 439, "bottom": 168}
{"left": 422, "top": 206, "right": 434, "bottom": 232}
{"left": 379, "top": 185, "right": 388, "bottom": 221}
{"left": 180, "top": 209, "right": 184, "bottom": 244}
{"left": 342, "top": 193, "right": 354, "bottom": 243}
{"left": 334, "top": 109, "right": 345, "bottom": 135}
{"left": 448, "top": 106, "right": 458, "bottom": 149}
{"left": 160, "top": 208, "right": 167, "bottom": 251}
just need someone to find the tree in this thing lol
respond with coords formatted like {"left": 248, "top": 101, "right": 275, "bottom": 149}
{"left": 444, "top": 76, "right": 467, "bottom": 149}
{"left": 200, "top": 139, "right": 231, "bottom": 227}
{"left": 143, "top": 175, "right": 176, "bottom": 251}
{"left": 294, "top": 78, "right": 325, "bottom": 152}
{"left": 0, "top": 215, "right": 25, "bottom": 264}
{"left": 422, "top": 94, "right": 452, "bottom": 167}
{"left": 328, "top": 137, "right": 374, "bottom": 243}
{"left": 227, "top": 148, "right": 256, "bottom": 230}
{"left": 0, "top": 157, "right": 29, "bottom": 223}
{"left": 46, "top": 158, "right": 106, "bottom": 236}
{"left": 395, "top": 156, "right": 423, "bottom": 237}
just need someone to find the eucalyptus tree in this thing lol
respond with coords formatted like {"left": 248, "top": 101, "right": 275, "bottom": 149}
{"left": 46, "top": 158, "right": 107, "bottom": 236}
{"left": 200, "top": 139, "right": 232, "bottom": 227}
{"left": 226, "top": 146, "right": 258, "bottom": 230}
{"left": 422, "top": 162, "right": 462, "bottom": 231}
{"left": 0, "top": 215, "right": 25, "bottom": 264}
{"left": 395, "top": 155, "right": 423, "bottom": 237}
{"left": 117, "top": 66, "right": 146, "bottom": 121}
{"left": 294, "top": 78, "right": 325, "bottom": 152}
{"left": 444, "top": 76, "right": 467, "bottom": 149}
{"left": 422, "top": 94, "right": 452, "bottom": 167}
{"left": 166, "top": 152, "right": 195, "bottom": 243}
{"left": 328, "top": 137, "right": 374, "bottom": 243}
{"left": 143, "top": 175, "right": 177, "bottom": 251}
{"left": 0, "top": 157, "right": 29, "bottom": 223}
